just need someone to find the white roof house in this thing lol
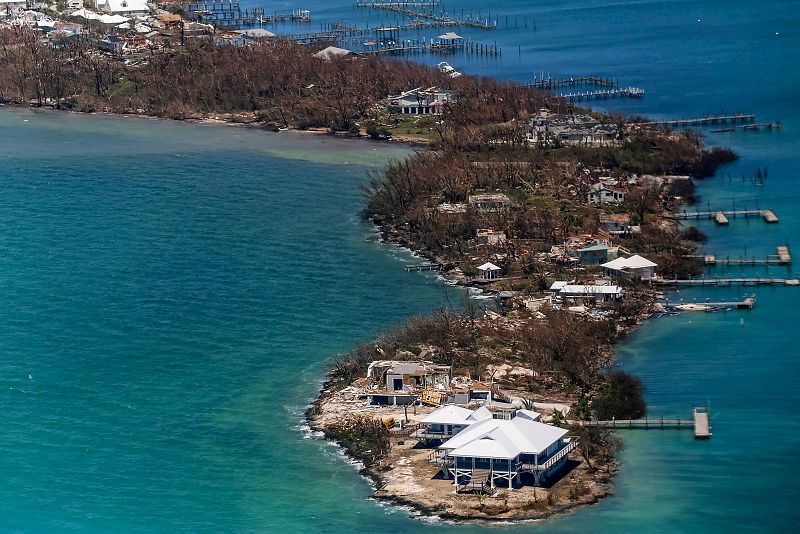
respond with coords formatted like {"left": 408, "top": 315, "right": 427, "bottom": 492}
{"left": 477, "top": 262, "right": 501, "bottom": 280}
{"left": 602, "top": 254, "right": 657, "bottom": 279}
{"left": 440, "top": 417, "right": 567, "bottom": 457}
{"left": 588, "top": 182, "right": 625, "bottom": 205}
{"left": 97, "top": 0, "right": 148, "bottom": 15}
{"left": 387, "top": 86, "right": 457, "bottom": 115}
{"left": 559, "top": 284, "right": 623, "bottom": 295}
{"left": 421, "top": 405, "right": 493, "bottom": 426}
{"left": 415, "top": 406, "right": 493, "bottom": 441}
{"left": 549, "top": 280, "right": 569, "bottom": 291}
{"left": 435, "top": 415, "right": 575, "bottom": 489}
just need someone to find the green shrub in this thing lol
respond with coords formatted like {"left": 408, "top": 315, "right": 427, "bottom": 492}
{"left": 593, "top": 370, "right": 646, "bottom": 420}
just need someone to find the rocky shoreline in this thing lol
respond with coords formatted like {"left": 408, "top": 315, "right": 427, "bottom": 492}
{"left": 307, "top": 378, "right": 618, "bottom": 523}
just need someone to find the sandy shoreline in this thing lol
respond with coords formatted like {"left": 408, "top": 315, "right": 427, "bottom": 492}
{"left": 0, "top": 103, "right": 432, "bottom": 148}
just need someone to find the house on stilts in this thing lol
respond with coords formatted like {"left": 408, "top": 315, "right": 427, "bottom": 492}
{"left": 429, "top": 410, "right": 577, "bottom": 492}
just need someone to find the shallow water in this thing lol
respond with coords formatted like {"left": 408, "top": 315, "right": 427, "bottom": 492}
{"left": 1, "top": 0, "right": 799, "bottom": 531}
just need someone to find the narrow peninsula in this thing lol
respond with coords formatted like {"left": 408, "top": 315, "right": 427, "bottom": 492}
{"left": 0, "top": 17, "right": 736, "bottom": 522}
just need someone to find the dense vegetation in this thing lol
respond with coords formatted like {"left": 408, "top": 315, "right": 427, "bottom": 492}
{"left": 0, "top": 27, "right": 560, "bottom": 132}
{"left": 592, "top": 370, "right": 647, "bottom": 420}
{"left": 323, "top": 415, "right": 391, "bottom": 467}
{"left": 329, "top": 308, "right": 634, "bottom": 418}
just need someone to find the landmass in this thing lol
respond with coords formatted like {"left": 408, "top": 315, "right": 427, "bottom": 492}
{"left": 0, "top": 13, "right": 736, "bottom": 521}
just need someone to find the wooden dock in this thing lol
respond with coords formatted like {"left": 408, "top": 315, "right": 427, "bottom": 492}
{"left": 559, "top": 87, "right": 644, "bottom": 101}
{"left": 672, "top": 208, "right": 778, "bottom": 224}
{"left": 693, "top": 407, "right": 711, "bottom": 438}
{"left": 711, "top": 122, "right": 781, "bottom": 133}
{"left": 527, "top": 75, "right": 617, "bottom": 90}
{"left": 702, "top": 245, "right": 791, "bottom": 266}
{"left": 632, "top": 113, "right": 755, "bottom": 128}
{"left": 355, "top": 0, "right": 439, "bottom": 7}
{"left": 656, "top": 278, "right": 800, "bottom": 287}
{"left": 666, "top": 295, "right": 756, "bottom": 309}
{"left": 575, "top": 408, "right": 711, "bottom": 438}
{"left": 577, "top": 418, "right": 693, "bottom": 429}
{"left": 360, "top": 39, "right": 501, "bottom": 56}
{"left": 405, "top": 263, "right": 443, "bottom": 272}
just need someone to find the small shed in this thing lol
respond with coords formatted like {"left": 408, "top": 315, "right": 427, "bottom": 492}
{"left": 436, "top": 32, "right": 463, "bottom": 46}
{"left": 477, "top": 262, "right": 501, "bottom": 280}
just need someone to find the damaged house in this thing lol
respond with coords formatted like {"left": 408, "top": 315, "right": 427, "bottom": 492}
{"left": 366, "top": 360, "right": 452, "bottom": 405}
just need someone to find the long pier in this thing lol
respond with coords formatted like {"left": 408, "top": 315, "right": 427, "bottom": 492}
{"left": 673, "top": 208, "right": 778, "bottom": 224}
{"left": 360, "top": 39, "right": 501, "bottom": 56}
{"left": 281, "top": 32, "right": 338, "bottom": 45}
{"left": 527, "top": 75, "right": 617, "bottom": 90}
{"left": 572, "top": 408, "right": 711, "bottom": 438}
{"left": 666, "top": 295, "right": 756, "bottom": 309}
{"left": 711, "top": 122, "right": 782, "bottom": 133}
{"left": 186, "top": 1, "right": 311, "bottom": 28}
{"left": 698, "top": 245, "right": 791, "bottom": 266}
{"left": 355, "top": 0, "right": 439, "bottom": 7}
{"left": 632, "top": 113, "right": 755, "bottom": 128}
{"left": 355, "top": 1, "right": 497, "bottom": 29}
{"left": 405, "top": 263, "right": 443, "bottom": 271}
{"left": 656, "top": 278, "right": 800, "bottom": 287}
{"left": 559, "top": 87, "right": 644, "bottom": 101}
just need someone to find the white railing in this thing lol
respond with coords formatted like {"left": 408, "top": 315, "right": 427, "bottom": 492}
{"left": 520, "top": 440, "right": 578, "bottom": 472}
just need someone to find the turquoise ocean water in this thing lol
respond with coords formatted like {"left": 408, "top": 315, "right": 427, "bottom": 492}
{"left": 1, "top": 0, "right": 799, "bottom": 531}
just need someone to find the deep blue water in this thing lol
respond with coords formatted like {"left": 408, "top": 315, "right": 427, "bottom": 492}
{"left": 1, "top": 0, "right": 799, "bottom": 531}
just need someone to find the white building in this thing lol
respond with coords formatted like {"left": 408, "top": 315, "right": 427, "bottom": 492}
{"left": 431, "top": 413, "right": 576, "bottom": 490}
{"left": 601, "top": 254, "right": 657, "bottom": 279}
{"left": 588, "top": 183, "right": 625, "bottom": 205}
{"left": 97, "top": 0, "right": 148, "bottom": 16}
{"left": 414, "top": 405, "right": 493, "bottom": 441}
{"left": 477, "top": 262, "right": 501, "bottom": 280}
{"left": 558, "top": 283, "right": 623, "bottom": 304}
{"left": 387, "top": 86, "right": 457, "bottom": 115}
